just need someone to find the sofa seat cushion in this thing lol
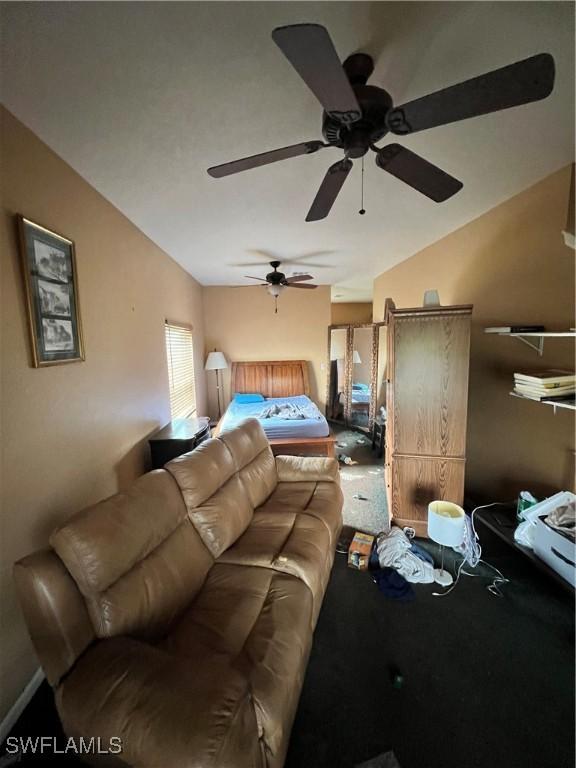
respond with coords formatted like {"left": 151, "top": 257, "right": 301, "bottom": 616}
{"left": 56, "top": 636, "right": 263, "bottom": 768}
{"left": 257, "top": 481, "right": 343, "bottom": 546}
{"left": 217, "top": 510, "right": 333, "bottom": 620}
{"left": 161, "top": 563, "right": 313, "bottom": 766}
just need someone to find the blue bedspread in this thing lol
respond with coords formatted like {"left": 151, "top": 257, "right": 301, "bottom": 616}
{"left": 220, "top": 395, "right": 329, "bottom": 439}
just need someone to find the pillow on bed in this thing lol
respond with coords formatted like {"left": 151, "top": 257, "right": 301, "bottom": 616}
{"left": 233, "top": 393, "right": 265, "bottom": 403}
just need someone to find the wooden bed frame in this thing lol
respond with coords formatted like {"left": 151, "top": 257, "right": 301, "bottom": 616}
{"left": 216, "top": 360, "right": 336, "bottom": 458}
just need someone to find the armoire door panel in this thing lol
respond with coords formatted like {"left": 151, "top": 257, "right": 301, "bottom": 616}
{"left": 390, "top": 456, "right": 465, "bottom": 528}
{"left": 391, "top": 313, "right": 470, "bottom": 457}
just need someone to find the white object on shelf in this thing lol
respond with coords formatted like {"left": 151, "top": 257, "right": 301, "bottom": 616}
{"left": 423, "top": 289, "right": 440, "bottom": 307}
{"left": 485, "top": 329, "right": 576, "bottom": 356}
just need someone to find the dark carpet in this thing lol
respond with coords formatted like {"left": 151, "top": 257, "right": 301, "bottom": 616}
{"left": 3, "top": 531, "right": 574, "bottom": 768}
{"left": 285, "top": 530, "right": 575, "bottom": 768}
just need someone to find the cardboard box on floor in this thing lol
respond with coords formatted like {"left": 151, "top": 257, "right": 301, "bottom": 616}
{"left": 348, "top": 532, "right": 374, "bottom": 570}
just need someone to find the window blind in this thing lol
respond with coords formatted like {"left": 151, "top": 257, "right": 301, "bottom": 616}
{"left": 165, "top": 322, "right": 197, "bottom": 419}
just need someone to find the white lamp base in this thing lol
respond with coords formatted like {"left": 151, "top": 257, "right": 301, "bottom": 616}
{"left": 434, "top": 568, "right": 454, "bottom": 587}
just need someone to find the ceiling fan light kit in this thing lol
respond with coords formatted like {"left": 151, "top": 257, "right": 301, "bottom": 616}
{"left": 207, "top": 23, "right": 555, "bottom": 222}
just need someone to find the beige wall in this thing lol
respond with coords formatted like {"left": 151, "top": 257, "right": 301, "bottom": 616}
{"left": 373, "top": 165, "right": 575, "bottom": 501}
{"left": 203, "top": 285, "right": 331, "bottom": 418}
{"left": 331, "top": 302, "right": 373, "bottom": 325}
{"left": 0, "top": 108, "right": 206, "bottom": 721}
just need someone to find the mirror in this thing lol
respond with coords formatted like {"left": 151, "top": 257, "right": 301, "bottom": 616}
{"left": 376, "top": 323, "right": 387, "bottom": 419}
{"left": 327, "top": 327, "right": 348, "bottom": 423}
{"left": 350, "top": 326, "right": 373, "bottom": 430}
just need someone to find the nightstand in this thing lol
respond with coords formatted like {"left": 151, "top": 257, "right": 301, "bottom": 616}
{"left": 149, "top": 416, "right": 210, "bottom": 469}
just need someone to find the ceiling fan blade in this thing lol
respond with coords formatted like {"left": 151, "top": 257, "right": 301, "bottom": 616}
{"left": 375, "top": 145, "right": 462, "bottom": 202}
{"left": 286, "top": 283, "right": 318, "bottom": 289}
{"left": 285, "top": 274, "right": 314, "bottom": 283}
{"left": 244, "top": 275, "right": 268, "bottom": 282}
{"left": 208, "top": 140, "right": 325, "bottom": 178}
{"left": 272, "top": 24, "right": 361, "bottom": 125}
{"left": 306, "top": 159, "right": 353, "bottom": 222}
{"left": 387, "top": 53, "right": 555, "bottom": 135}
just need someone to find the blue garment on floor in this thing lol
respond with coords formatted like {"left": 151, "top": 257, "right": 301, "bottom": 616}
{"left": 369, "top": 546, "right": 380, "bottom": 570}
{"left": 410, "top": 542, "right": 435, "bottom": 566}
{"left": 372, "top": 567, "right": 415, "bottom": 601}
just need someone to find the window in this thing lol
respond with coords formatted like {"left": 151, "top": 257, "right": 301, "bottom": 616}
{"left": 165, "top": 322, "right": 197, "bottom": 418}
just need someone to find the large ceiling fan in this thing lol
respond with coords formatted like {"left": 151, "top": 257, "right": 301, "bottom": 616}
{"left": 207, "top": 23, "right": 555, "bottom": 221}
{"left": 242, "top": 260, "right": 317, "bottom": 312}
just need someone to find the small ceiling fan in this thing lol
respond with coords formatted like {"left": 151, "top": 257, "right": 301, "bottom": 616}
{"left": 242, "top": 260, "right": 317, "bottom": 312}
{"left": 207, "top": 23, "right": 555, "bottom": 221}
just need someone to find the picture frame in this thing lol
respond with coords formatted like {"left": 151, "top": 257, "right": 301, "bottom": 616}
{"left": 17, "top": 215, "right": 85, "bottom": 367}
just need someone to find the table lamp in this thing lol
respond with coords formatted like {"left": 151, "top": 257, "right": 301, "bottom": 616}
{"left": 205, "top": 350, "right": 228, "bottom": 419}
{"left": 353, "top": 350, "right": 362, "bottom": 364}
{"left": 428, "top": 500, "right": 466, "bottom": 586}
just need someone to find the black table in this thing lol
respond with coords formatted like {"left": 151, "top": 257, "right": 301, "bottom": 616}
{"left": 476, "top": 504, "right": 574, "bottom": 594}
{"left": 148, "top": 416, "right": 210, "bottom": 469}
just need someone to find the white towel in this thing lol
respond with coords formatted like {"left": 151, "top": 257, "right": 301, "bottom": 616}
{"left": 376, "top": 528, "right": 435, "bottom": 584}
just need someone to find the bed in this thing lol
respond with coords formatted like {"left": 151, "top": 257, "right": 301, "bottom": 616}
{"left": 350, "top": 381, "right": 370, "bottom": 428}
{"left": 351, "top": 381, "right": 371, "bottom": 405}
{"left": 216, "top": 360, "right": 336, "bottom": 457}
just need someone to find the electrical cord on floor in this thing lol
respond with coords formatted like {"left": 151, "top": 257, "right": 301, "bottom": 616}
{"left": 433, "top": 501, "right": 513, "bottom": 598}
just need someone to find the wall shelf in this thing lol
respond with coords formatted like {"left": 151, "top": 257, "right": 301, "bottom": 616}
{"left": 485, "top": 330, "right": 576, "bottom": 356}
{"left": 510, "top": 392, "right": 576, "bottom": 413}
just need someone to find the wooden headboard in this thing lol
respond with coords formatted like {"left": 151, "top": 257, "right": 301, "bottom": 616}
{"left": 230, "top": 360, "right": 310, "bottom": 398}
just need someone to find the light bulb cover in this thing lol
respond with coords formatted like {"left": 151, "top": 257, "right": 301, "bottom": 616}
{"left": 267, "top": 284, "right": 286, "bottom": 298}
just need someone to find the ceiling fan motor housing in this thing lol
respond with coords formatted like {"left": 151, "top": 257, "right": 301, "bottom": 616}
{"left": 322, "top": 84, "right": 393, "bottom": 154}
{"left": 322, "top": 52, "right": 393, "bottom": 156}
{"left": 266, "top": 261, "right": 286, "bottom": 284}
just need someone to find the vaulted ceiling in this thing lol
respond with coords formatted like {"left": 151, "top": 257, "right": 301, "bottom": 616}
{"left": 1, "top": 2, "right": 574, "bottom": 301}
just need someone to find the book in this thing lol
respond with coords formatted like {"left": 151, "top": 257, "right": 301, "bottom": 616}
{"left": 513, "top": 387, "right": 575, "bottom": 401}
{"left": 485, "top": 325, "right": 545, "bottom": 333}
{"left": 514, "top": 383, "right": 576, "bottom": 397}
{"left": 514, "top": 369, "right": 575, "bottom": 386}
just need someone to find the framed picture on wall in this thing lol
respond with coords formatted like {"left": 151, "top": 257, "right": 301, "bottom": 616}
{"left": 17, "top": 215, "right": 85, "bottom": 367}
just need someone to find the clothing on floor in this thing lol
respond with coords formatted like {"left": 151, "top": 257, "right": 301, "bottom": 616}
{"left": 410, "top": 542, "right": 435, "bottom": 565}
{"left": 372, "top": 567, "right": 415, "bottom": 601}
{"left": 376, "top": 527, "right": 435, "bottom": 584}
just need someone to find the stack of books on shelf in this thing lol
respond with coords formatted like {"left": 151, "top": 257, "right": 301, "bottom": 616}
{"left": 513, "top": 370, "right": 576, "bottom": 404}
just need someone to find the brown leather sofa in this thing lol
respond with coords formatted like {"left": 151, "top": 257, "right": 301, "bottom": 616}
{"left": 14, "top": 418, "right": 343, "bottom": 768}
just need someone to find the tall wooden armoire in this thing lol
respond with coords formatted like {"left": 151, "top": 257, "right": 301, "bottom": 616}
{"left": 384, "top": 304, "right": 473, "bottom": 537}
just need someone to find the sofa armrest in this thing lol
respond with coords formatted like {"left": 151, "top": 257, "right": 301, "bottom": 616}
{"left": 275, "top": 455, "right": 340, "bottom": 484}
{"left": 57, "top": 637, "right": 263, "bottom": 768}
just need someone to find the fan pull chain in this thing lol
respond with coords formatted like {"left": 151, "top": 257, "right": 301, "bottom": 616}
{"left": 359, "top": 156, "right": 366, "bottom": 215}
{"left": 275, "top": 296, "right": 278, "bottom": 314}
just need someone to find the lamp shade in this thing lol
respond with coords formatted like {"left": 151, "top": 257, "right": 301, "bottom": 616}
{"left": 353, "top": 350, "right": 362, "bottom": 364}
{"left": 205, "top": 351, "right": 228, "bottom": 371}
{"left": 427, "top": 501, "right": 466, "bottom": 547}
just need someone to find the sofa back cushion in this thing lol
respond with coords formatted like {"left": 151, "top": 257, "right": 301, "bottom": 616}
{"left": 166, "top": 438, "right": 253, "bottom": 557}
{"left": 220, "top": 418, "right": 277, "bottom": 508}
{"left": 166, "top": 420, "right": 277, "bottom": 557}
{"left": 50, "top": 470, "right": 213, "bottom": 639}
